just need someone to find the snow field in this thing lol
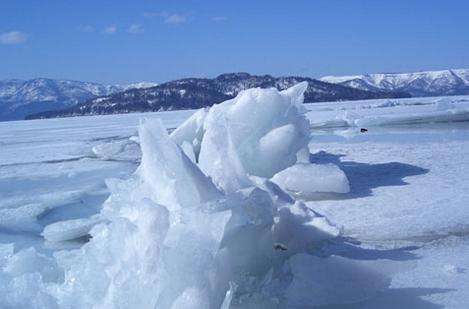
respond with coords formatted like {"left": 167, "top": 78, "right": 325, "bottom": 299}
{"left": 0, "top": 92, "right": 468, "bottom": 307}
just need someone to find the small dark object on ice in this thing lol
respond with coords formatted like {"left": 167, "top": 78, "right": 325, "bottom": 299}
{"left": 274, "top": 243, "right": 288, "bottom": 251}
{"left": 360, "top": 128, "right": 368, "bottom": 133}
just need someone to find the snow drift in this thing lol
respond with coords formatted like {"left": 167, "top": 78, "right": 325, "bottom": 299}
{"left": 0, "top": 83, "right": 393, "bottom": 308}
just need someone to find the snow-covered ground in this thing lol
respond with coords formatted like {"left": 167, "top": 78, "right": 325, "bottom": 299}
{"left": 1, "top": 94, "right": 469, "bottom": 308}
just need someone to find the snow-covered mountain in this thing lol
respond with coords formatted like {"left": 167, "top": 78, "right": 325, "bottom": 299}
{"left": 28, "top": 73, "right": 408, "bottom": 119}
{"left": 320, "top": 69, "right": 469, "bottom": 97}
{"left": 120, "top": 82, "right": 159, "bottom": 91}
{"left": 0, "top": 78, "right": 157, "bottom": 121}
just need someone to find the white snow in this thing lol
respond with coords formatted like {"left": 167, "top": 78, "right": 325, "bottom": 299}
{"left": 122, "top": 81, "right": 158, "bottom": 90}
{"left": 320, "top": 68, "right": 469, "bottom": 95}
{"left": 0, "top": 92, "right": 469, "bottom": 308}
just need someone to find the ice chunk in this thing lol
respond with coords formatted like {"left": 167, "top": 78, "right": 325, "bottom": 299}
{"left": 0, "top": 272, "right": 59, "bottom": 309}
{"left": 138, "top": 118, "right": 222, "bottom": 209}
{"left": 257, "top": 124, "right": 302, "bottom": 174}
{"left": 249, "top": 176, "right": 295, "bottom": 207}
{"left": 0, "top": 245, "right": 60, "bottom": 308}
{"left": 199, "top": 83, "right": 310, "bottom": 182}
{"left": 180, "top": 141, "right": 196, "bottom": 163}
{"left": 0, "top": 203, "right": 47, "bottom": 233}
{"left": 3, "top": 247, "right": 59, "bottom": 283}
{"left": 281, "top": 81, "right": 309, "bottom": 109}
{"left": 155, "top": 207, "right": 231, "bottom": 308}
{"left": 52, "top": 198, "right": 170, "bottom": 309}
{"left": 92, "top": 140, "right": 126, "bottom": 159}
{"left": 208, "top": 187, "right": 277, "bottom": 306}
{"left": 170, "top": 287, "right": 210, "bottom": 309}
{"left": 42, "top": 217, "right": 102, "bottom": 242}
{"left": 170, "top": 108, "right": 208, "bottom": 159}
{"left": 92, "top": 139, "right": 140, "bottom": 161}
{"left": 47, "top": 118, "right": 235, "bottom": 308}
{"left": 198, "top": 114, "right": 252, "bottom": 193}
{"left": 273, "top": 201, "right": 341, "bottom": 255}
{"left": 271, "top": 163, "right": 350, "bottom": 197}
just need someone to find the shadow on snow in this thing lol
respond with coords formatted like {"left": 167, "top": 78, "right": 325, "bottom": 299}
{"left": 310, "top": 150, "right": 430, "bottom": 199}
{"left": 318, "top": 287, "right": 454, "bottom": 309}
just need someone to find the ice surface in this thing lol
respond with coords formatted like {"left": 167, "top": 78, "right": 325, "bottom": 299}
{"left": 307, "top": 124, "right": 469, "bottom": 242}
{"left": 1, "top": 93, "right": 469, "bottom": 308}
{"left": 307, "top": 95, "right": 469, "bottom": 128}
{"left": 285, "top": 253, "right": 390, "bottom": 307}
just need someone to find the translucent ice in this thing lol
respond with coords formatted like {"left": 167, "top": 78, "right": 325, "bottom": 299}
{"left": 201, "top": 82, "right": 310, "bottom": 179}
{"left": 170, "top": 107, "right": 208, "bottom": 160}
{"left": 271, "top": 163, "right": 350, "bottom": 197}
{"left": 42, "top": 217, "right": 102, "bottom": 243}
{"left": 198, "top": 114, "right": 252, "bottom": 193}
{"left": 138, "top": 118, "right": 222, "bottom": 209}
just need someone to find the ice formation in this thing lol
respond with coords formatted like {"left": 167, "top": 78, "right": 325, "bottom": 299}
{"left": 0, "top": 83, "right": 390, "bottom": 308}
{"left": 271, "top": 163, "right": 350, "bottom": 198}
{"left": 42, "top": 217, "right": 102, "bottom": 243}
{"left": 198, "top": 83, "right": 311, "bottom": 181}
{"left": 92, "top": 139, "right": 141, "bottom": 161}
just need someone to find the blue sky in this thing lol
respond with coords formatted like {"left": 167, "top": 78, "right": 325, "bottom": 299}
{"left": 1, "top": 0, "right": 468, "bottom": 84}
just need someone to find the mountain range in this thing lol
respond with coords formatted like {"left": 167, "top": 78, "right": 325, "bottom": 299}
{"left": 320, "top": 69, "right": 469, "bottom": 97}
{"left": 3, "top": 69, "right": 468, "bottom": 122}
{"left": 0, "top": 79, "right": 157, "bottom": 121}
{"left": 26, "top": 73, "right": 407, "bottom": 120}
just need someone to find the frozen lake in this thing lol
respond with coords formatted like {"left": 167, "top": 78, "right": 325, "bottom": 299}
{"left": 1, "top": 95, "right": 469, "bottom": 307}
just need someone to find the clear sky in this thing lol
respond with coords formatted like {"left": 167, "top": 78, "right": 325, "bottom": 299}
{"left": 1, "top": 0, "right": 468, "bottom": 84}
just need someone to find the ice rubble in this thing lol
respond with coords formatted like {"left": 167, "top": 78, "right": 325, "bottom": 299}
{"left": 92, "top": 139, "right": 141, "bottom": 161}
{"left": 0, "top": 83, "right": 391, "bottom": 308}
{"left": 309, "top": 99, "right": 469, "bottom": 129}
